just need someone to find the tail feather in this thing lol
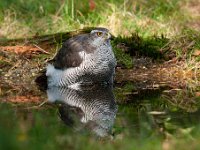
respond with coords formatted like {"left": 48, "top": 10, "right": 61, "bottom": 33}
{"left": 35, "top": 69, "right": 47, "bottom": 91}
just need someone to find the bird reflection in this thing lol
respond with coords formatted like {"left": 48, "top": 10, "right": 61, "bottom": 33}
{"left": 47, "top": 85, "right": 117, "bottom": 137}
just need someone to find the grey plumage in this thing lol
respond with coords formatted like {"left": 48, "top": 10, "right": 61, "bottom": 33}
{"left": 46, "top": 27, "right": 116, "bottom": 87}
{"left": 47, "top": 86, "right": 117, "bottom": 137}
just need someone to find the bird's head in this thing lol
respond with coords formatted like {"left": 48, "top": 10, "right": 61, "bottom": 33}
{"left": 89, "top": 28, "right": 111, "bottom": 47}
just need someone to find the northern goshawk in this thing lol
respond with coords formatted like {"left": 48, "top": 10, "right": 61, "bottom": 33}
{"left": 46, "top": 27, "right": 116, "bottom": 88}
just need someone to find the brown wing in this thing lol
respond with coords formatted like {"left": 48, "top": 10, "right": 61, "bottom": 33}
{"left": 50, "top": 34, "right": 89, "bottom": 69}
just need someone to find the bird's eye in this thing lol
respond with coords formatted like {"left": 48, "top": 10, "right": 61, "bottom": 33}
{"left": 96, "top": 32, "right": 102, "bottom": 36}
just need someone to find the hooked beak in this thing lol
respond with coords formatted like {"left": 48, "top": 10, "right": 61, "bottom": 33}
{"left": 104, "top": 32, "right": 111, "bottom": 39}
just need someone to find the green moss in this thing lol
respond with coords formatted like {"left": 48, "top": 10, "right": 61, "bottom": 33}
{"left": 112, "top": 43, "right": 133, "bottom": 69}
{"left": 112, "top": 33, "right": 168, "bottom": 63}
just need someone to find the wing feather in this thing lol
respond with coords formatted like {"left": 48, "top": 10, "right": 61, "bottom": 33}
{"left": 50, "top": 34, "right": 88, "bottom": 69}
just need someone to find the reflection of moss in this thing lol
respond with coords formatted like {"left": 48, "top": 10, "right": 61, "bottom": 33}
{"left": 162, "top": 89, "right": 199, "bottom": 113}
{"left": 114, "top": 82, "right": 136, "bottom": 101}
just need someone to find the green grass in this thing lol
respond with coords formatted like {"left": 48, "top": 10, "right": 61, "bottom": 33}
{"left": 0, "top": 0, "right": 196, "bottom": 39}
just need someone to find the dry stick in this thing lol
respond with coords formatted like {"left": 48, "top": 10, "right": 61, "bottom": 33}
{"left": 33, "top": 44, "right": 50, "bottom": 54}
{"left": 25, "top": 100, "right": 48, "bottom": 109}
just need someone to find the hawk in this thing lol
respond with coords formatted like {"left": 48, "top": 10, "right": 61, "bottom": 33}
{"left": 46, "top": 27, "right": 116, "bottom": 88}
{"left": 47, "top": 85, "right": 117, "bottom": 137}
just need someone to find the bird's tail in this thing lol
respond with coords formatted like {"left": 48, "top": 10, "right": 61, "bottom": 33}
{"left": 35, "top": 69, "right": 48, "bottom": 91}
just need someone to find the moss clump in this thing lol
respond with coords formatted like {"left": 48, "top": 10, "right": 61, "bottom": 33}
{"left": 113, "top": 33, "right": 168, "bottom": 59}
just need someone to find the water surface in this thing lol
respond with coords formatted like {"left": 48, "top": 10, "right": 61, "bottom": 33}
{"left": 1, "top": 83, "right": 200, "bottom": 150}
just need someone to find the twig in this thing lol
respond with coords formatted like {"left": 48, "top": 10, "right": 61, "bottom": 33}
{"left": 33, "top": 44, "right": 50, "bottom": 54}
{"left": 25, "top": 100, "right": 48, "bottom": 109}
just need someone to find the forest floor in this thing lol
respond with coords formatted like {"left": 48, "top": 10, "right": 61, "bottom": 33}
{"left": 0, "top": 32, "right": 199, "bottom": 105}
{"left": 0, "top": 0, "right": 200, "bottom": 104}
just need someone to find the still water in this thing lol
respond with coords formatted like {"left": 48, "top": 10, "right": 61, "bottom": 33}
{"left": 1, "top": 83, "right": 200, "bottom": 150}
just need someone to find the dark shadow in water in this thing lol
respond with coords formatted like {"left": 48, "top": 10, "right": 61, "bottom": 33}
{"left": 47, "top": 85, "right": 117, "bottom": 137}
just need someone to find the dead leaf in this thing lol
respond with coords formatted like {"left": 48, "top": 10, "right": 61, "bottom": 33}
{"left": 195, "top": 92, "right": 200, "bottom": 97}
{"left": 193, "top": 49, "right": 200, "bottom": 56}
{"left": 0, "top": 45, "right": 49, "bottom": 54}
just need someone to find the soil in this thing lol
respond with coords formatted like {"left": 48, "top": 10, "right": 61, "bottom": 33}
{"left": 0, "top": 36, "right": 199, "bottom": 104}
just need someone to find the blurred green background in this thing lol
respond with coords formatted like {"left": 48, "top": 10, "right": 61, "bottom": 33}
{"left": 0, "top": 0, "right": 197, "bottom": 39}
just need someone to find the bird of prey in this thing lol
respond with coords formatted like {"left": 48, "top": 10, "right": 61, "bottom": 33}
{"left": 47, "top": 85, "right": 117, "bottom": 137}
{"left": 46, "top": 27, "right": 116, "bottom": 88}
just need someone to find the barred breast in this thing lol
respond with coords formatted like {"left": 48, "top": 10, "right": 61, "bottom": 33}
{"left": 47, "top": 85, "right": 117, "bottom": 137}
{"left": 46, "top": 44, "right": 116, "bottom": 87}
{"left": 46, "top": 27, "right": 116, "bottom": 88}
